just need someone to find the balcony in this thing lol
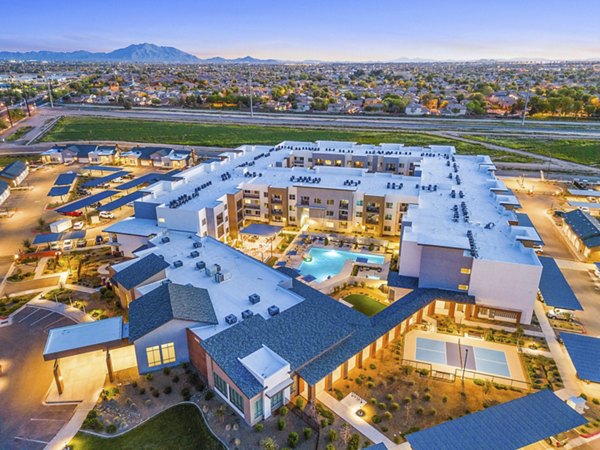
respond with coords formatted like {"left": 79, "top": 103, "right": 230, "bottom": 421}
{"left": 366, "top": 206, "right": 380, "bottom": 213}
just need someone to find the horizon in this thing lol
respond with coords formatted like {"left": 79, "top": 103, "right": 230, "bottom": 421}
{"left": 2, "top": 0, "right": 600, "bottom": 62}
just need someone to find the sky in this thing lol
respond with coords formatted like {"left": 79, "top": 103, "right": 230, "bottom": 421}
{"left": 2, "top": 0, "right": 599, "bottom": 61}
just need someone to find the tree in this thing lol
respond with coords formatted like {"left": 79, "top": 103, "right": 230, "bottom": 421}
{"left": 260, "top": 437, "right": 278, "bottom": 450}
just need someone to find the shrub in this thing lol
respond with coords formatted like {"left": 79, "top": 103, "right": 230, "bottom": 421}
{"left": 369, "top": 397, "right": 377, "bottom": 404}
{"left": 348, "top": 434, "right": 360, "bottom": 450}
{"left": 424, "top": 393, "right": 432, "bottom": 402}
{"left": 131, "top": 381, "right": 138, "bottom": 388}
{"left": 377, "top": 402, "right": 387, "bottom": 410}
{"left": 254, "top": 423, "right": 264, "bottom": 432}
{"left": 383, "top": 411, "right": 393, "bottom": 421}
{"left": 366, "top": 381, "right": 374, "bottom": 388}
{"left": 303, "top": 427, "right": 313, "bottom": 440}
{"left": 280, "top": 406, "right": 289, "bottom": 416}
{"left": 105, "top": 423, "right": 117, "bottom": 433}
{"left": 402, "top": 365, "right": 414, "bottom": 375}
{"left": 403, "top": 426, "right": 421, "bottom": 436}
{"left": 204, "top": 390, "right": 214, "bottom": 401}
{"left": 172, "top": 375, "right": 180, "bottom": 383}
{"left": 593, "top": 398, "right": 600, "bottom": 405}
{"left": 581, "top": 393, "right": 588, "bottom": 400}
{"left": 372, "top": 415, "right": 382, "bottom": 424}
{"left": 473, "top": 378, "right": 485, "bottom": 386}
{"left": 428, "top": 408, "right": 437, "bottom": 416}
{"left": 145, "top": 373, "right": 153, "bottom": 381}
{"left": 138, "top": 387, "right": 146, "bottom": 395}
{"left": 386, "top": 394, "right": 394, "bottom": 401}
{"left": 325, "top": 444, "right": 335, "bottom": 450}
{"left": 278, "top": 417, "right": 286, "bottom": 431}
{"left": 355, "top": 378, "right": 363, "bottom": 385}
{"left": 321, "top": 419, "right": 329, "bottom": 428}
{"left": 152, "top": 390, "right": 160, "bottom": 398}
{"left": 328, "top": 428, "right": 338, "bottom": 442}
{"left": 381, "top": 426, "right": 388, "bottom": 432}
{"left": 334, "top": 388, "right": 344, "bottom": 400}
{"left": 442, "top": 396, "right": 448, "bottom": 403}
{"left": 163, "top": 385, "right": 172, "bottom": 395}
{"left": 403, "top": 397, "right": 412, "bottom": 405}
{"left": 390, "top": 402, "right": 400, "bottom": 411}
{"left": 163, "top": 367, "right": 171, "bottom": 375}
{"left": 288, "top": 432, "right": 299, "bottom": 448}
{"left": 317, "top": 403, "right": 335, "bottom": 425}
{"left": 416, "top": 407, "right": 424, "bottom": 415}
{"left": 369, "top": 363, "right": 377, "bottom": 370}
{"left": 295, "top": 397, "right": 304, "bottom": 409}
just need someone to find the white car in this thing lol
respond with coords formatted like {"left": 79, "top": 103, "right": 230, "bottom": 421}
{"left": 62, "top": 240, "right": 73, "bottom": 251}
{"left": 99, "top": 211, "right": 115, "bottom": 220}
{"left": 50, "top": 242, "right": 60, "bottom": 251}
{"left": 72, "top": 221, "right": 85, "bottom": 230}
{"left": 112, "top": 177, "right": 124, "bottom": 183}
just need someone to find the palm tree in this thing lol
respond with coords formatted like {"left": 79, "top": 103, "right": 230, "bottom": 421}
{"left": 37, "top": 218, "right": 46, "bottom": 231}
{"left": 22, "top": 239, "right": 32, "bottom": 251}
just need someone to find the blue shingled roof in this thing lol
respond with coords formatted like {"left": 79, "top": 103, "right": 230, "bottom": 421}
{"left": 129, "top": 283, "right": 218, "bottom": 341}
{"left": 538, "top": 257, "right": 583, "bottom": 311}
{"left": 564, "top": 209, "right": 600, "bottom": 249}
{"left": 111, "top": 253, "right": 169, "bottom": 290}
{"left": 407, "top": 390, "right": 587, "bottom": 450}
{"left": 561, "top": 332, "right": 600, "bottom": 383}
{"left": 387, "top": 272, "right": 419, "bottom": 289}
{"left": 0, "top": 160, "right": 27, "bottom": 179}
{"left": 0, "top": 180, "right": 8, "bottom": 195}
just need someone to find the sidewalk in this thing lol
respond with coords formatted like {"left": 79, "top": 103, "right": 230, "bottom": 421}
{"left": 29, "top": 297, "right": 94, "bottom": 323}
{"left": 46, "top": 400, "right": 100, "bottom": 450}
{"left": 317, "top": 392, "right": 402, "bottom": 449}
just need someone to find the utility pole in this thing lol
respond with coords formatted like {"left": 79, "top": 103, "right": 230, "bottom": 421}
{"left": 23, "top": 93, "right": 31, "bottom": 117}
{"left": 5, "top": 98, "right": 13, "bottom": 127}
{"left": 249, "top": 69, "right": 254, "bottom": 117}
{"left": 47, "top": 78, "right": 54, "bottom": 108}
{"left": 521, "top": 91, "right": 530, "bottom": 126}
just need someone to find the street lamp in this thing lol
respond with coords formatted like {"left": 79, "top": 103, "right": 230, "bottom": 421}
{"left": 462, "top": 348, "right": 470, "bottom": 381}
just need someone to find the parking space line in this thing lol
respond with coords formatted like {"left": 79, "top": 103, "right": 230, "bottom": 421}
{"left": 30, "top": 418, "right": 67, "bottom": 422}
{"left": 29, "top": 312, "right": 54, "bottom": 326}
{"left": 42, "top": 317, "right": 71, "bottom": 330}
{"left": 18, "top": 308, "right": 40, "bottom": 323}
{"left": 13, "top": 436, "right": 49, "bottom": 444}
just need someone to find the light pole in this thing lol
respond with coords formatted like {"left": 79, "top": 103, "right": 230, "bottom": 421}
{"left": 462, "top": 348, "right": 469, "bottom": 381}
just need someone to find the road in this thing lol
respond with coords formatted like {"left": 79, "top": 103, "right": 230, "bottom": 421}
{"left": 0, "top": 307, "right": 77, "bottom": 449}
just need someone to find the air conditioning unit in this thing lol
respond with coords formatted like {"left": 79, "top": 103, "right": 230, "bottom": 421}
{"left": 268, "top": 305, "right": 280, "bottom": 316}
{"left": 172, "top": 260, "right": 183, "bottom": 268}
{"left": 214, "top": 270, "right": 231, "bottom": 283}
{"left": 190, "top": 250, "right": 200, "bottom": 258}
{"left": 161, "top": 236, "right": 170, "bottom": 243}
{"left": 205, "top": 264, "right": 220, "bottom": 277}
{"left": 193, "top": 241, "right": 203, "bottom": 248}
{"left": 225, "top": 314, "right": 237, "bottom": 325}
{"left": 249, "top": 293, "right": 260, "bottom": 304}
{"left": 161, "top": 279, "right": 172, "bottom": 285}
{"left": 241, "top": 309, "right": 254, "bottom": 320}
{"left": 196, "top": 261, "right": 206, "bottom": 270}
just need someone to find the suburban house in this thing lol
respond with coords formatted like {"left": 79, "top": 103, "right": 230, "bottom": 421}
{"left": 562, "top": 209, "right": 600, "bottom": 261}
{"left": 120, "top": 147, "right": 193, "bottom": 169}
{"left": 0, "top": 160, "right": 29, "bottom": 187}
{"left": 41, "top": 144, "right": 109, "bottom": 164}
{"left": 88, "top": 145, "right": 120, "bottom": 164}
{"left": 0, "top": 180, "right": 10, "bottom": 206}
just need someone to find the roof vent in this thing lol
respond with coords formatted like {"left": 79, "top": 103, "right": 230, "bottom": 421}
{"left": 161, "top": 279, "right": 172, "bottom": 285}
{"left": 172, "top": 260, "right": 183, "bottom": 268}
{"left": 193, "top": 241, "right": 203, "bottom": 248}
{"left": 205, "top": 264, "right": 221, "bottom": 276}
{"left": 249, "top": 293, "right": 261, "bottom": 304}
{"left": 161, "top": 236, "right": 170, "bottom": 243}
{"left": 190, "top": 250, "right": 200, "bottom": 258}
{"left": 225, "top": 314, "right": 238, "bottom": 325}
{"left": 241, "top": 309, "right": 254, "bottom": 320}
{"left": 214, "top": 270, "right": 232, "bottom": 283}
{"left": 196, "top": 260, "right": 206, "bottom": 270}
{"left": 268, "top": 305, "right": 280, "bottom": 316}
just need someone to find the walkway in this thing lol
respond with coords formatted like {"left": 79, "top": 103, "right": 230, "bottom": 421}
{"left": 317, "top": 392, "right": 404, "bottom": 449}
{"left": 29, "top": 297, "right": 94, "bottom": 323}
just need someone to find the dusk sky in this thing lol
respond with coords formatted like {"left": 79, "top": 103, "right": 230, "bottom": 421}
{"left": 2, "top": 0, "right": 599, "bottom": 61}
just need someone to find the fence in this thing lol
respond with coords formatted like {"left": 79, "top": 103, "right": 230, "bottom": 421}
{"left": 454, "top": 368, "right": 531, "bottom": 391}
{"left": 290, "top": 403, "right": 321, "bottom": 450}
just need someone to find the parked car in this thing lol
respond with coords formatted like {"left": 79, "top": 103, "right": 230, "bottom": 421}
{"left": 62, "top": 240, "right": 73, "bottom": 251}
{"left": 546, "top": 309, "right": 575, "bottom": 322}
{"left": 112, "top": 177, "right": 124, "bottom": 183}
{"left": 72, "top": 221, "right": 85, "bottom": 230}
{"left": 99, "top": 211, "right": 115, "bottom": 219}
{"left": 95, "top": 235, "right": 104, "bottom": 245}
{"left": 77, "top": 238, "right": 87, "bottom": 248}
{"left": 50, "top": 241, "right": 60, "bottom": 251}
{"left": 533, "top": 244, "right": 544, "bottom": 254}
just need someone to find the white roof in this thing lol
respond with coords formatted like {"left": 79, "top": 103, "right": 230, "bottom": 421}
{"left": 239, "top": 345, "right": 290, "bottom": 382}
{"left": 44, "top": 317, "right": 123, "bottom": 358}
{"left": 133, "top": 232, "right": 304, "bottom": 340}
{"left": 103, "top": 217, "right": 163, "bottom": 237}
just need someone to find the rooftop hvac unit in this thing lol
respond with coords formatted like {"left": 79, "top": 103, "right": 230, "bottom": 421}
{"left": 190, "top": 250, "right": 200, "bottom": 258}
{"left": 241, "top": 309, "right": 254, "bottom": 320}
{"left": 161, "top": 279, "right": 172, "bottom": 285}
{"left": 268, "top": 305, "right": 280, "bottom": 316}
{"left": 205, "top": 264, "right": 220, "bottom": 277}
{"left": 172, "top": 260, "right": 183, "bottom": 268}
{"left": 161, "top": 236, "right": 170, "bottom": 243}
{"left": 193, "top": 241, "right": 203, "bottom": 248}
{"left": 214, "top": 270, "right": 232, "bottom": 283}
{"left": 157, "top": 254, "right": 165, "bottom": 259}
{"left": 249, "top": 293, "right": 261, "bottom": 304}
{"left": 225, "top": 314, "right": 237, "bottom": 325}
{"left": 196, "top": 260, "right": 206, "bottom": 270}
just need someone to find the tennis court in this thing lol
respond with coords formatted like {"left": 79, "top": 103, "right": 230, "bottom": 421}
{"left": 415, "top": 336, "right": 511, "bottom": 378}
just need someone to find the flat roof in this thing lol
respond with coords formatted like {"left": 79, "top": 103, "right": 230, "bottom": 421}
{"left": 538, "top": 257, "right": 583, "bottom": 311}
{"left": 402, "top": 155, "right": 539, "bottom": 265}
{"left": 240, "top": 223, "right": 282, "bottom": 237}
{"left": 47, "top": 185, "right": 71, "bottom": 197}
{"left": 32, "top": 230, "right": 85, "bottom": 245}
{"left": 56, "top": 190, "right": 118, "bottom": 213}
{"left": 561, "top": 332, "right": 600, "bottom": 383}
{"left": 97, "top": 191, "right": 149, "bottom": 211}
{"left": 406, "top": 390, "right": 587, "bottom": 450}
{"left": 239, "top": 346, "right": 289, "bottom": 381}
{"left": 133, "top": 232, "right": 304, "bottom": 341}
{"left": 82, "top": 170, "right": 129, "bottom": 188}
{"left": 103, "top": 217, "right": 163, "bottom": 237}
{"left": 54, "top": 172, "right": 77, "bottom": 186}
{"left": 83, "top": 165, "right": 123, "bottom": 173}
{"left": 43, "top": 317, "right": 125, "bottom": 360}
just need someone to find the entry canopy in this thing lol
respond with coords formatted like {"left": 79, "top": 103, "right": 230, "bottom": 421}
{"left": 240, "top": 223, "right": 282, "bottom": 237}
{"left": 44, "top": 317, "right": 128, "bottom": 360}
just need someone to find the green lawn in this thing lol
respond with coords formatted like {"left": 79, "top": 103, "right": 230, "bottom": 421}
{"left": 0, "top": 154, "right": 38, "bottom": 168}
{"left": 69, "top": 404, "right": 225, "bottom": 450}
{"left": 6, "top": 126, "right": 33, "bottom": 141}
{"left": 343, "top": 294, "right": 387, "bottom": 316}
{"left": 464, "top": 135, "right": 600, "bottom": 166}
{"left": 42, "top": 116, "right": 528, "bottom": 162}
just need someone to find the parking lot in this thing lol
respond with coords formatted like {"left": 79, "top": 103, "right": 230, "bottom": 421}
{"left": 0, "top": 307, "right": 77, "bottom": 449}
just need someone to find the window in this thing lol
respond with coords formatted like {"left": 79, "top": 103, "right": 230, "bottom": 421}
{"left": 384, "top": 226, "right": 392, "bottom": 232}
{"left": 460, "top": 267, "right": 472, "bottom": 274}
{"left": 327, "top": 199, "right": 334, "bottom": 205}
{"left": 386, "top": 202, "right": 393, "bottom": 209}
{"left": 146, "top": 346, "right": 161, "bottom": 368}
{"left": 271, "top": 391, "right": 284, "bottom": 410}
{"left": 385, "top": 214, "right": 392, "bottom": 221}
{"left": 254, "top": 398, "right": 264, "bottom": 420}
{"left": 314, "top": 198, "right": 322, "bottom": 204}
{"left": 289, "top": 194, "right": 296, "bottom": 200}
{"left": 263, "top": 192, "right": 268, "bottom": 197}
{"left": 356, "top": 212, "right": 363, "bottom": 218}
{"left": 214, "top": 373, "right": 228, "bottom": 396}
{"left": 326, "top": 211, "right": 334, "bottom": 217}
{"left": 458, "top": 284, "right": 469, "bottom": 291}
{"left": 158, "top": 217, "right": 166, "bottom": 223}
{"left": 356, "top": 200, "right": 363, "bottom": 206}
{"left": 160, "top": 342, "right": 176, "bottom": 364}
{"left": 230, "top": 388, "right": 244, "bottom": 412}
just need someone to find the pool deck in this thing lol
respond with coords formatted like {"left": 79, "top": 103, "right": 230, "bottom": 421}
{"left": 403, "top": 329, "right": 527, "bottom": 386}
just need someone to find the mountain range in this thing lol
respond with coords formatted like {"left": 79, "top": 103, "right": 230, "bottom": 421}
{"left": 0, "top": 43, "right": 280, "bottom": 64}
{"left": 0, "top": 43, "right": 597, "bottom": 64}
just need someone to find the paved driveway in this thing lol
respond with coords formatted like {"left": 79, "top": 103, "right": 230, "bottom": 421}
{"left": 0, "top": 307, "right": 77, "bottom": 449}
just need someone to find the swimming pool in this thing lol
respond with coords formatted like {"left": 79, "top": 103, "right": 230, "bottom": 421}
{"left": 298, "top": 247, "right": 385, "bottom": 282}
{"left": 415, "top": 337, "right": 511, "bottom": 378}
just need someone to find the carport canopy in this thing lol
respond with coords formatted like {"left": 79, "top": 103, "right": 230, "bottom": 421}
{"left": 97, "top": 190, "right": 148, "bottom": 211}
{"left": 240, "top": 223, "right": 282, "bottom": 237}
{"left": 538, "top": 256, "right": 583, "bottom": 311}
{"left": 44, "top": 317, "right": 129, "bottom": 360}
{"left": 83, "top": 165, "right": 123, "bottom": 173}
{"left": 33, "top": 230, "right": 86, "bottom": 245}
{"left": 55, "top": 190, "right": 118, "bottom": 213}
